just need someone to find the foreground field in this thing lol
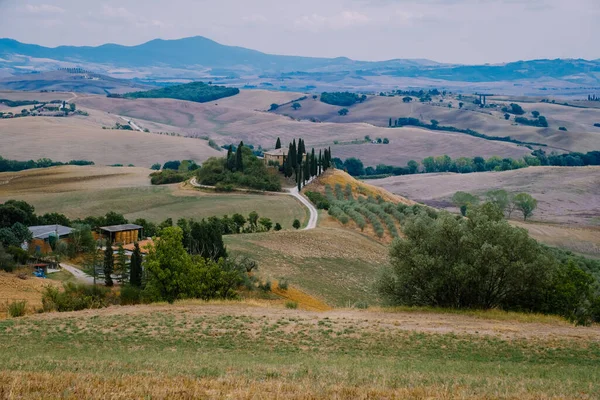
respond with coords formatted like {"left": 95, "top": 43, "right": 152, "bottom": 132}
{"left": 0, "top": 166, "right": 306, "bottom": 228}
{"left": 0, "top": 303, "right": 598, "bottom": 399}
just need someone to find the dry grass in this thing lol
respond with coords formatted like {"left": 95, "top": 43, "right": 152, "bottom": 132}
{"left": 0, "top": 115, "right": 221, "bottom": 167}
{"left": 0, "top": 271, "right": 61, "bottom": 318}
{"left": 0, "top": 303, "right": 599, "bottom": 399}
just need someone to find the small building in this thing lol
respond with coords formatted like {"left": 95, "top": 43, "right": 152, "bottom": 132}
{"left": 263, "top": 148, "right": 287, "bottom": 166}
{"left": 28, "top": 225, "right": 73, "bottom": 254}
{"left": 100, "top": 224, "right": 143, "bottom": 245}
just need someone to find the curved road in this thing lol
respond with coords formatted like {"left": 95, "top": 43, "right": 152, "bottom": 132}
{"left": 60, "top": 262, "right": 95, "bottom": 285}
{"left": 189, "top": 178, "right": 318, "bottom": 230}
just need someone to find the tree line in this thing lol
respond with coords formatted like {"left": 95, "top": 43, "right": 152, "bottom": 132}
{"left": 452, "top": 190, "right": 538, "bottom": 220}
{"left": 0, "top": 156, "right": 94, "bottom": 173}
{"left": 334, "top": 149, "right": 600, "bottom": 178}
{"left": 123, "top": 81, "right": 240, "bottom": 103}
{"left": 388, "top": 117, "right": 546, "bottom": 147}
{"left": 320, "top": 92, "right": 366, "bottom": 107}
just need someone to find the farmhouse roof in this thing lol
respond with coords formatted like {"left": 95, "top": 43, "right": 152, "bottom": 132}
{"left": 263, "top": 148, "right": 287, "bottom": 156}
{"left": 99, "top": 224, "right": 143, "bottom": 233}
{"left": 29, "top": 225, "right": 73, "bottom": 240}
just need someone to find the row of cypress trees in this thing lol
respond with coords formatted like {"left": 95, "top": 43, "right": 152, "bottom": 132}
{"left": 225, "top": 141, "right": 245, "bottom": 172}
{"left": 277, "top": 137, "right": 332, "bottom": 190}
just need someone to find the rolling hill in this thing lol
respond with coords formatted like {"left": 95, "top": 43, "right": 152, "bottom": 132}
{"left": 1, "top": 36, "right": 600, "bottom": 88}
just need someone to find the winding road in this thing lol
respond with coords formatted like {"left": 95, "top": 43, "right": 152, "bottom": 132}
{"left": 189, "top": 178, "right": 318, "bottom": 230}
{"left": 60, "top": 263, "right": 96, "bottom": 285}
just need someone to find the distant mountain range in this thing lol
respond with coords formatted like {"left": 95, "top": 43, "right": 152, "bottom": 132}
{"left": 1, "top": 36, "right": 599, "bottom": 87}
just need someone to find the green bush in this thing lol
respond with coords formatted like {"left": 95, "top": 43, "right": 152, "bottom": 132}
{"left": 278, "top": 279, "right": 289, "bottom": 291}
{"left": 8, "top": 300, "right": 27, "bottom": 317}
{"left": 305, "top": 191, "right": 330, "bottom": 210}
{"left": 150, "top": 170, "right": 190, "bottom": 185}
{"left": 42, "top": 283, "right": 116, "bottom": 312}
{"left": 320, "top": 92, "right": 365, "bottom": 107}
{"left": 120, "top": 285, "right": 142, "bottom": 305}
{"left": 285, "top": 301, "right": 298, "bottom": 309}
{"left": 378, "top": 205, "right": 600, "bottom": 324}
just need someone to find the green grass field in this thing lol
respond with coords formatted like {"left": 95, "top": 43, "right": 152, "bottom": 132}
{"left": 225, "top": 227, "right": 389, "bottom": 307}
{"left": 13, "top": 186, "right": 307, "bottom": 230}
{"left": 0, "top": 304, "right": 598, "bottom": 399}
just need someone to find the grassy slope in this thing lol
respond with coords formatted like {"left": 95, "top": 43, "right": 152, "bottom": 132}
{"left": 0, "top": 166, "right": 306, "bottom": 229}
{"left": 225, "top": 227, "right": 388, "bottom": 307}
{"left": 0, "top": 304, "right": 598, "bottom": 399}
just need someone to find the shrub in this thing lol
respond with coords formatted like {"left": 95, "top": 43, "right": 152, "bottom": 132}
{"left": 8, "top": 300, "right": 27, "bottom": 318}
{"left": 278, "top": 279, "right": 289, "bottom": 291}
{"left": 285, "top": 301, "right": 298, "bottom": 309}
{"left": 259, "top": 280, "right": 272, "bottom": 292}
{"left": 120, "top": 285, "right": 142, "bottom": 305}
{"left": 150, "top": 170, "right": 190, "bottom": 185}
{"left": 305, "top": 191, "right": 330, "bottom": 210}
{"left": 559, "top": 127, "right": 568, "bottom": 131}
{"left": 353, "top": 301, "right": 369, "bottom": 309}
{"left": 42, "top": 283, "right": 115, "bottom": 312}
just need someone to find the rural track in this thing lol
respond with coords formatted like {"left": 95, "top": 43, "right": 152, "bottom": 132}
{"left": 60, "top": 263, "right": 96, "bottom": 285}
{"left": 189, "top": 178, "right": 318, "bottom": 230}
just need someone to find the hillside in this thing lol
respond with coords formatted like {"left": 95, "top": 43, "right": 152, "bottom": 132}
{"left": 2, "top": 37, "right": 600, "bottom": 86}
{"left": 0, "top": 166, "right": 306, "bottom": 229}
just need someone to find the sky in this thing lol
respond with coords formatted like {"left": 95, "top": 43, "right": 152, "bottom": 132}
{"left": 0, "top": 0, "right": 598, "bottom": 64}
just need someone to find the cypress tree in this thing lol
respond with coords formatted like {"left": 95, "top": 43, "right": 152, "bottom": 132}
{"left": 275, "top": 137, "right": 281, "bottom": 149}
{"left": 297, "top": 166, "right": 302, "bottom": 191}
{"left": 103, "top": 240, "right": 114, "bottom": 287}
{"left": 290, "top": 140, "right": 297, "bottom": 170}
{"left": 130, "top": 242, "right": 143, "bottom": 287}
{"left": 226, "top": 145, "right": 234, "bottom": 171}
{"left": 304, "top": 157, "right": 310, "bottom": 184}
{"left": 235, "top": 141, "right": 244, "bottom": 172}
{"left": 318, "top": 150, "right": 322, "bottom": 175}
{"left": 389, "top": 118, "right": 392, "bottom": 127}
{"left": 311, "top": 148, "right": 316, "bottom": 177}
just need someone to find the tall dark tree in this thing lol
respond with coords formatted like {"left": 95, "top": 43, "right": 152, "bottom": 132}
{"left": 190, "top": 218, "right": 227, "bottom": 261}
{"left": 275, "top": 137, "right": 281, "bottom": 149}
{"left": 304, "top": 157, "right": 310, "bottom": 184}
{"left": 297, "top": 165, "right": 303, "bottom": 191}
{"left": 129, "top": 242, "right": 143, "bottom": 287}
{"left": 235, "top": 141, "right": 244, "bottom": 172}
{"left": 284, "top": 152, "right": 293, "bottom": 178}
{"left": 290, "top": 140, "right": 297, "bottom": 170}
{"left": 226, "top": 145, "right": 234, "bottom": 171}
{"left": 318, "top": 150, "right": 323, "bottom": 175}
{"left": 103, "top": 240, "right": 114, "bottom": 287}
{"left": 297, "top": 139, "right": 304, "bottom": 166}
{"left": 310, "top": 148, "right": 316, "bottom": 177}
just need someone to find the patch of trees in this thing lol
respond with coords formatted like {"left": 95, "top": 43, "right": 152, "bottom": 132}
{"left": 0, "top": 99, "right": 41, "bottom": 107}
{"left": 452, "top": 189, "right": 538, "bottom": 221}
{"left": 502, "top": 103, "right": 526, "bottom": 115}
{"left": 377, "top": 204, "right": 600, "bottom": 325}
{"left": 595, "top": 123, "right": 600, "bottom": 128}
{"left": 320, "top": 92, "right": 366, "bottom": 107}
{"left": 515, "top": 115, "right": 549, "bottom": 127}
{"left": 532, "top": 149, "right": 600, "bottom": 167}
{"left": 124, "top": 81, "right": 240, "bottom": 103}
{"left": 0, "top": 156, "right": 94, "bottom": 173}
{"left": 197, "top": 143, "right": 281, "bottom": 191}
{"left": 150, "top": 160, "right": 199, "bottom": 185}
{"left": 587, "top": 95, "right": 600, "bottom": 102}
{"left": 388, "top": 117, "right": 546, "bottom": 147}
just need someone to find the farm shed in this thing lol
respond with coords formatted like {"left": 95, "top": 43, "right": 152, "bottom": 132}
{"left": 28, "top": 225, "right": 73, "bottom": 254}
{"left": 100, "top": 224, "right": 143, "bottom": 245}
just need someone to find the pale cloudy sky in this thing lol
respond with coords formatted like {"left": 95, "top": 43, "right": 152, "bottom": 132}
{"left": 0, "top": 0, "right": 598, "bottom": 64}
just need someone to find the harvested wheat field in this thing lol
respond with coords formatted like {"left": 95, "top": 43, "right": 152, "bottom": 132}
{"left": 0, "top": 115, "right": 221, "bottom": 167}
{"left": 0, "top": 271, "right": 61, "bottom": 316}
{"left": 0, "top": 303, "right": 598, "bottom": 399}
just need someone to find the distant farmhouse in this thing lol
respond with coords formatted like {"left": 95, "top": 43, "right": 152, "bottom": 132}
{"left": 263, "top": 148, "right": 287, "bottom": 166}
{"left": 28, "top": 225, "right": 73, "bottom": 254}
